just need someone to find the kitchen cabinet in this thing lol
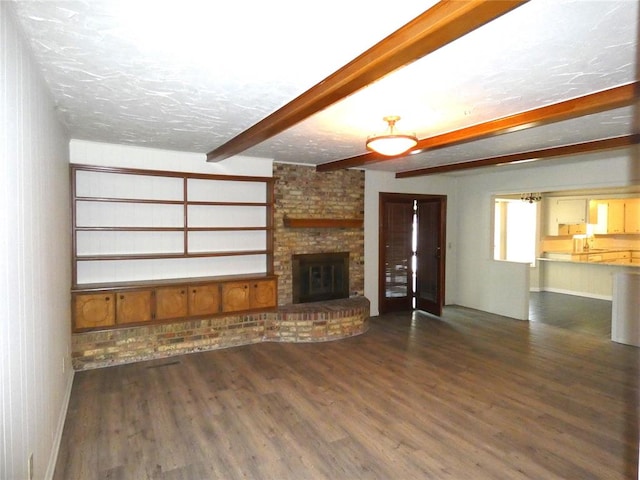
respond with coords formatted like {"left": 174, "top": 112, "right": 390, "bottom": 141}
{"left": 592, "top": 251, "right": 631, "bottom": 264}
{"left": 546, "top": 198, "right": 588, "bottom": 235}
{"left": 606, "top": 199, "right": 625, "bottom": 234}
{"left": 624, "top": 198, "right": 640, "bottom": 233}
{"left": 586, "top": 197, "right": 640, "bottom": 234}
{"left": 73, "top": 293, "right": 115, "bottom": 329}
{"left": 116, "top": 290, "right": 153, "bottom": 325}
{"left": 557, "top": 223, "right": 587, "bottom": 235}
{"left": 555, "top": 198, "right": 588, "bottom": 224}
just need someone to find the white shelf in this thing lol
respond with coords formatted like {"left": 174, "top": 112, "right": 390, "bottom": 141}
{"left": 72, "top": 164, "right": 274, "bottom": 286}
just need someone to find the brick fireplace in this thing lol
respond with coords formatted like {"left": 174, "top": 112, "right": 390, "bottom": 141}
{"left": 273, "top": 163, "right": 364, "bottom": 305}
{"left": 292, "top": 251, "right": 350, "bottom": 303}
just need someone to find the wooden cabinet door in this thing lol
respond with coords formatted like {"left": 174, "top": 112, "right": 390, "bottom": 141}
{"left": 74, "top": 293, "right": 115, "bottom": 329}
{"left": 555, "top": 198, "right": 587, "bottom": 224}
{"left": 222, "top": 282, "right": 250, "bottom": 312}
{"left": 250, "top": 279, "right": 276, "bottom": 309}
{"left": 156, "top": 286, "right": 188, "bottom": 320}
{"left": 607, "top": 200, "right": 625, "bottom": 233}
{"left": 568, "top": 223, "right": 586, "bottom": 235}
{"left": 189, "top": 284, "right": 220, "bottom": 316}
{"left": 116, "top": 291, "right": 152, "bottom": 325}
{"left": 624, "top": 199, "right": 640, "bottom": 233}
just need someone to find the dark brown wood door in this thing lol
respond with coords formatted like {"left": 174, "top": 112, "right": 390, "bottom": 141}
{"left": 416, "top": 199, "right": 445, "bottom": 316}
{"left": 379, "top": 195, "right": 414, "bottom": 313}
{"left": 379, "top": 193, "right": 446, "bottom": 315}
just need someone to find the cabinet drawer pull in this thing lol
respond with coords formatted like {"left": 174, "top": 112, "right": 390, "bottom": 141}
{"left": 105, "top": 297, "right": 110, "bottom": 301}
{"left": 120, "top": 295, "right": 124, "bottom": 300}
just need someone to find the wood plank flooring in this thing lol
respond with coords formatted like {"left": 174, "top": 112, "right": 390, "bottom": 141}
{"left": 529, "top": 291, "right": 612, "bottom": 338}
{"left": 55, "top": 303, "right": 639, "bottom": 479}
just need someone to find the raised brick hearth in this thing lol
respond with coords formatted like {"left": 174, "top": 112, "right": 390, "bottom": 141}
{"left": 72, "top": 297, "right": 370, "bottom": 370}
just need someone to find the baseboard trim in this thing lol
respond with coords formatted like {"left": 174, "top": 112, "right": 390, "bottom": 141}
{"left": 45, "top": 369, "right": 74, "bottom": 480}
{"left": 541, "top": 287, "right": 612, "bottom": 301}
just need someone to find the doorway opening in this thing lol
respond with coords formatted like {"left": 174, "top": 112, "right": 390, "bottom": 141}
{"left": 379, "top": 193, "right": 446, "bottom": 316}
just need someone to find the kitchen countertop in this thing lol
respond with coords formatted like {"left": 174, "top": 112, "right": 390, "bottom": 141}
{"left": 543, "top": 249, "right": 639, "bottom": 255}
{"left": 539, "top": 249, "right": 640, "bottom": 267}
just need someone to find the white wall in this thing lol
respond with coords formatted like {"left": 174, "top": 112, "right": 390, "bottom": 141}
{"left": 454, "top": 148, "right": 638, "bottom": 318}
{"left": 1, "top": 4, "right": 73, "bottom": 479}
{"left": 70, "top": 139, "right": 273, "bottom": 177}
{"left": 364, "top": 147, "right": 639, "bottom": 319}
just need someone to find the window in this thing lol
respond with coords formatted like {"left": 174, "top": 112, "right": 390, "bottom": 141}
{"left": 494, "top": 198, "right": 537, "bottom": 264}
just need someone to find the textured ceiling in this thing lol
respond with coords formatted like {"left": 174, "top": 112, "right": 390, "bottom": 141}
{"left": 9, "top": 0, "right": 639, "bottom": 173}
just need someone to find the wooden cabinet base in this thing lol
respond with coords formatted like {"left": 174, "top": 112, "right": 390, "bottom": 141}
{"left": 116, "top": 290, "right": 153, "bottom": 325}
{"left": 72, "top": 274, "right": 277, "bottom": 332}
{"left": 251, "top": 279, "right": 277, "bottom": 309}
{"left": 155, "top": 287, "right": 188, "bottom": 320}
{"left": 73, "top": 293, "right": 115, "bottom": 329}
{"left": 189, "top": 284, "right": 220, "bottom": 316}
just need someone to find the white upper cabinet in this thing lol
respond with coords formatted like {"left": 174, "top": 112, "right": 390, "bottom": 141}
{"left": 545, "top": 198, "right": 587, "bottom": 236}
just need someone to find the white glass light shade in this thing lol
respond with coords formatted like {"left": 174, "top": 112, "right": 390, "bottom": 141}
{"left": 366, "top": 134, "right": 418, "bottom": 156}
{"left": 365, "top": 115, "right": 418, "bottom": 156}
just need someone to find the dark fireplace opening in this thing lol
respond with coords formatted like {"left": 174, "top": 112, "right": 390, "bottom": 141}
{"left": 292, "top": 252, "right": 349, "bottom": 304}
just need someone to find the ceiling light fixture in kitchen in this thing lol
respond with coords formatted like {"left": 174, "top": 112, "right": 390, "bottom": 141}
{"left": 521, "top": 192, "right": 542, "bottom": 203}
{"left": 366, "top": 116, "right": 418, "bottom": 156}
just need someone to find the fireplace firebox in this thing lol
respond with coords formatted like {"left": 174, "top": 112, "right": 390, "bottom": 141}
{"left": 292, "top": 252, "right": 349, "bottom": 304}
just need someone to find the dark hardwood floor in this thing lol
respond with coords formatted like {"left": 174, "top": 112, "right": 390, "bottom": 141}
{"left": 55, "top": 300, "right": 639, "bottom": 479}
{"left": 529, "top": 291, "right": 613, "bottom": 338}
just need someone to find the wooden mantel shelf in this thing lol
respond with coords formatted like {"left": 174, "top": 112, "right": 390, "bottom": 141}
{"left": 283, "top": 217, "right": 363, "bottom": 229}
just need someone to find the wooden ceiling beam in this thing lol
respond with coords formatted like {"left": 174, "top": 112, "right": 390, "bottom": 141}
{"left": 395, "top": 134, "right": 640, "bottom": 178}
{"left": 316, "top": 81, "right": 640, "bottom": 172}
{"left": 206, "top": 0, "right": 528, "bottom": 162}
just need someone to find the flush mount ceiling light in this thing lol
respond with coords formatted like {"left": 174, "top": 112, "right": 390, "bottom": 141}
{"left": 366, "top": 116, "right": 418, "bottom": 156}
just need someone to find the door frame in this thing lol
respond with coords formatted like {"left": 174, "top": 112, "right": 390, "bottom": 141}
{"left": 378, "top": 192, "right": 447, "bottom": 315}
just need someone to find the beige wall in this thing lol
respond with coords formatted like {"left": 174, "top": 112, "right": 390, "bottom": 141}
{"left": 364, "top": 146, "right": 639, "bottom": 319}
{"left": 1, "top": 4, "right": 72, "bottom": 478}
{"left": 363, "top": 170, "right": 458, "bottom": 316}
